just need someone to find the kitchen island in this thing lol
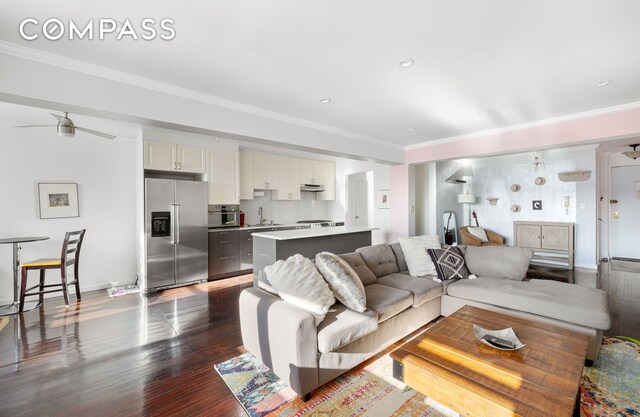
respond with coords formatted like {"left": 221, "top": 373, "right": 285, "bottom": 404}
{"left": 252, "top": 226, "right": 377, "bottom": 285}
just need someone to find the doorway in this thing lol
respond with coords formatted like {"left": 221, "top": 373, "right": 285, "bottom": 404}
{"left": 610, "top": 165, "right": 640, "bottom": 261}
{"left": 347, "top": 172, "right": 373, "bottom": 227}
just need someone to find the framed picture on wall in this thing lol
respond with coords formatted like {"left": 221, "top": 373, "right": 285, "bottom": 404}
{"left": 38, "top": 183, "right": 79, "bottom": 219}
{"left": 377, "top": 189, "right": 391, "bottom": 209}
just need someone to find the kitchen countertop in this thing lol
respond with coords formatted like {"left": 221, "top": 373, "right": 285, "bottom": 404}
{"left": 251, "top": 226, "right": 378, "bottom": 240}
{"left": 208, "top": 223, "right": 310, "bottom": 232}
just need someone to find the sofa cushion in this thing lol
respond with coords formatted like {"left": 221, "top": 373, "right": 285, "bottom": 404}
{"left": 317, "top": 304, "right": 378, "bottom": 353}
{"left": 265, "top": 254, "right": 335, "bottom": 325}
{"left": 316, "top": 252, "right": 367, "bottom": 313}
{"left": 446, "top": 278, "right": 611, "bottom": 330}
{"left": 364, "top": 283, "right": 413, "bottom": 322}
{"left": 356, "top": 244, "right": 400, "bottom": 278}
{"left": 338, "top": 252, "right": 377, "bottom": 286}
{"left": 376, "top": 273, "right": 442, "bottom": 307}
{"left": 399, "top": 235, "right": 442, "bottom": 277}
{"left": 427, "top": 246, "right": 470, "bottom": 281}
{"left": 390, "top": 242, "right": 408, "bottom": 271}
{"left": 464, "top": 246, "right": 533, "bottom": 280}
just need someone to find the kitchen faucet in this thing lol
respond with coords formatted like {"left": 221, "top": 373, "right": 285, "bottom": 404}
{"left": 258, "top": 207, "right": 265, "bottom": 225}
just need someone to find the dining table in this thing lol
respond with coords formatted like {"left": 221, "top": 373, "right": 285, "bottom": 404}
{"left": 0, "top": 236, "right": 50, "bottom": 316}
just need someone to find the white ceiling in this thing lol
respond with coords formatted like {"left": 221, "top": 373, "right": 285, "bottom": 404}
{"left": 1, "top": 0, "right": 639, "bottom": 148}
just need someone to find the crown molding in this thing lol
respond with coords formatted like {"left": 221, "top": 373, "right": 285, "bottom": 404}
{"left": 0, "top": 41, "right": 404, "bottom": 151}
{"left": 406, "top": 101, "right": 640, "bottom": 151}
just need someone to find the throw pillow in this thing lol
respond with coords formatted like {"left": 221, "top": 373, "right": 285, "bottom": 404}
{"left": 398, "top": 235, "right": 441, "bottom": 277}
{"left": 338, "top": 252, "right": 377, "bottom": 286}
{"left": 316, "top": 252, "right": 367, "bottom": 313}
{"left": 426, "top": 246, "right": 470, "bottom": 282}
{"left": 265, "top": 254, "right": 336, "bottom": 325}
{"left": 467, "top": 226, "right": 489, "bottom": 242}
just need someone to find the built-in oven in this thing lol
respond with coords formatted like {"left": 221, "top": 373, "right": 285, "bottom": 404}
{"left": 208, "top": 204, "right": 240, "bottom": 228}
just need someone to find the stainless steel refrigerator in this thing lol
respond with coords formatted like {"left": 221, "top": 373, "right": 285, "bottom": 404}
{"left": 145, "top": 178, "right": 208, "bottom": 292}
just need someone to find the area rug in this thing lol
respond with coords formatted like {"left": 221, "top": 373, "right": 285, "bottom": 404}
{"left": 215, "top": 337, "right": 640, "bottom": 417}
{"left": 0, "top": 317, "right": 8, "bottom": 334}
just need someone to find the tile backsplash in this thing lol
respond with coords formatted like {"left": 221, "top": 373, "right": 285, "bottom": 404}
{"left": 240, "top": 191, "right": 329, "bottom": 225}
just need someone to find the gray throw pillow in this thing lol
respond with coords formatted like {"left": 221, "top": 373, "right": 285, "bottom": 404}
{"left": 316, "top": 252, "right": 367, "bottom": 313}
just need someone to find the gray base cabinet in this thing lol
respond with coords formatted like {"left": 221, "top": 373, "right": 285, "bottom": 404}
{"left": 208, "top": 230, "right": 240, "bottom": 278}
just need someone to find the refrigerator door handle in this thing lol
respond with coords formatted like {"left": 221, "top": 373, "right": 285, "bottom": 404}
{"left": 169, "top": 204, "right": 176, "bottom": 245}
{"left": 175, "top": 204, "right": 181, "bottom": 244}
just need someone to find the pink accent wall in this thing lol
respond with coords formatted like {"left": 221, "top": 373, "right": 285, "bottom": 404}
{"left": 391, "top": 107, "right": 640, "bottom": 242}
{"left": 406, "top": 107, "right": 640, "bottom": 164}
{"left": 390, "top": 164, "right": 409, "bottom": 242}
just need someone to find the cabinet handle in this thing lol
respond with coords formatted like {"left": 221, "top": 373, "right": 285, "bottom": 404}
{"left": 177, "top": 161, "right": 182, "bottom": 170}
{"left": 220, "top": 240, "right": 228, "bottom": 244}
{"left": 219, "top": 232, "right": 227, "bottom": 235}
{"left": 220, "top": 256, "right": 228, "bottom": 260}
{"left": 173, "top": 161, "right": 177, "bottom": 169}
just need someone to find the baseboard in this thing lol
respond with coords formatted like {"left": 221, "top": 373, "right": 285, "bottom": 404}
{"left": 0, "top": 280, "right": 137, "bottom": 305}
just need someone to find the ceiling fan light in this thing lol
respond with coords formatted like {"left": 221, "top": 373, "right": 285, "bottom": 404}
{"left": 56, "top": 123, "right": 75, "bottom": 137}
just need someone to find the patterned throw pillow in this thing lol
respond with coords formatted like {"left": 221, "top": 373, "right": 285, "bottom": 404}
{"left": 426, "top": 246, "right": 470, "bottom": 282}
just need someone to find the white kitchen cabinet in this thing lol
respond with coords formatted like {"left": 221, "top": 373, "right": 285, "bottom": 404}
{"left": 143, "top": 140, "right": 206, "bottom": 174}
{"left": 514, "top": 221, "right": 574, "bottom": 269}
{"left": 207, "top": 150, "right": 239, "bottom": 205}
{"left": 177, "top": 145, "right": 207, "bottom": 174}
{"left": 272, "top": 156, "right": 301, "bottom": 200}
{"left": 239, "top": 151, "right": 254, "bottom": 200}
{"left": 317, "top": 161, "right": 336, "bottom": 201}
{"left": 253, "top": 152, "right": 279, "bottom": 190}
{"left": 299, "top": 159, "right": 327, "bottom": 185}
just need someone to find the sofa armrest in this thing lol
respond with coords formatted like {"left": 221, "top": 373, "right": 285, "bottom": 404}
{"left": 239, "top": 287, "right": 319, "bottom": 396}
{"left": 486, "top": 229, "right": 505, "bottom": 244}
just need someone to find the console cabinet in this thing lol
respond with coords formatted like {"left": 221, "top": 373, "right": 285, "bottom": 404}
{"left": 514, "top": 221, "right": 574, "bottom": 269}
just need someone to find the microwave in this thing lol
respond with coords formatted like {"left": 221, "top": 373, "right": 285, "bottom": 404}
{"left": 208, "top": 205, "right": 240, "bottom": 228}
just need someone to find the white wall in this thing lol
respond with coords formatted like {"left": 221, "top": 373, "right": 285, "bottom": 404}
{"left": 415, "top": 162, "right": 437, "bottom": 236}
{"left": 240, "top": 191, "right": 328, "bottom": 225}
{"left": 329, "top": 158, "right": 392, "bottom": 245}
{"left": 0, "top": 127, "right": 137, "bottom": 304}
{"left": 421, "top": 146, "right": 599, "bottom": 269}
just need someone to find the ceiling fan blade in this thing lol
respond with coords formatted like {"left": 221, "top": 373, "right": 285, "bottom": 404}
{"left": 13, "top": 125, "right": 56, "bottom": 128}
{"left": 50, "top": 113, "right": 63, "bottom": 121}
{"left": 75, "top": 126, "right": 116, "bottom": 140}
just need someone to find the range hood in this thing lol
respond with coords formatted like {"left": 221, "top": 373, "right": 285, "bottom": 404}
{"left": 300, "top": 183, "right": 325, "bottom": 192}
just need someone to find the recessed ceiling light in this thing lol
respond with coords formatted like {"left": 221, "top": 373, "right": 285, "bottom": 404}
{"left": 407, "top": 128, "right": 416, "bottom": 132}
{"left": 479, "top": 110, "right": 490, "bottom": 115}
{"left": 398, "top": 58, "right": 415, "bottom": 68}
{"left": 594, "top": 80, "right": 612, "bottom": 87}
{"left": 319, "top": 98, "right": 332, "bottom": 104}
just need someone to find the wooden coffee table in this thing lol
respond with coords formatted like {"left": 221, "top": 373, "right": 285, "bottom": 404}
{"left": 390, "top": 305, "right": 589, "bottom": 417}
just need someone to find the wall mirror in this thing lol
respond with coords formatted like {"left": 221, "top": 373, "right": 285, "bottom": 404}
{"left": 442, "top": 211, "right": 458, "bottom": 245}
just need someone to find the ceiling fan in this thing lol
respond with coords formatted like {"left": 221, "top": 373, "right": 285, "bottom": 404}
{"left": 15, "top": 112, "right": 116, "bottom": 140}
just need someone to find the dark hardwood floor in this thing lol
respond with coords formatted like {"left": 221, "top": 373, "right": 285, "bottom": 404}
{"left": 0, "top": 275, "right": 254, "bottom": 417}
{"left": 1, "top": 267, "right": 636, "bottom": 416}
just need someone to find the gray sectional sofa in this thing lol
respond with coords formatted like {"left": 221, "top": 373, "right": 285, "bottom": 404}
{"left": 239, "top": 242, "right": 610, "bottom": 400}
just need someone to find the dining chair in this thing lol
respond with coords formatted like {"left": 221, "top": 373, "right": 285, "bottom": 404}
{"left": 19, "top": 229, "right": 86, "bottom": 312}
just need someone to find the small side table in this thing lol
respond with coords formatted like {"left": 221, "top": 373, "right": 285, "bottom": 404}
{"left": 0, "top": 236, "right": 49, "bottom": 316}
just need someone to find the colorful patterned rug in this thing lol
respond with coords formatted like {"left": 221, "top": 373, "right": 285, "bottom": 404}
{"left": 215, "top": 337, "right": 640, "bottom": 417}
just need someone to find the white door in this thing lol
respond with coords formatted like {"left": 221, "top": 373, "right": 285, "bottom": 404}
{"left": 349, "top": 179, "right": 369, "bottom": 227}
{"left": 610, "top": 165, "right": 640, "bottom": 259}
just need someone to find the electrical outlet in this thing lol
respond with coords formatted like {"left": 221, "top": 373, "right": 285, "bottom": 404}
{"left": 580, "top": 203, "right": 586, "bottom": 210}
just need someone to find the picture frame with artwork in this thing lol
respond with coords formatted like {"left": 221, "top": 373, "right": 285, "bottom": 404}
{"left": 38, "top": 183, "right": 79, "bottom": 219}
{"left": 377, "top": 189, "right": 391, "bottom": 209}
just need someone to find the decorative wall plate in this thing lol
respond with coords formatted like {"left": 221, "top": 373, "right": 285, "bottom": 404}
{"left": 510, "top": 184, "right": 521, "bottom": 192}
{"left": 511, "top": 204, "right": 521, "bottom": 213}
{"left": 535, "top": 177, "right": 546, "bottom": 186}
{"left": 486, "top": 198, "right": 499, "bottom": 206}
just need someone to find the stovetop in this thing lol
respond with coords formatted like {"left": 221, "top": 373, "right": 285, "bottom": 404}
{"left": 297, "top": 220, "right": 333, "bottom": 224}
